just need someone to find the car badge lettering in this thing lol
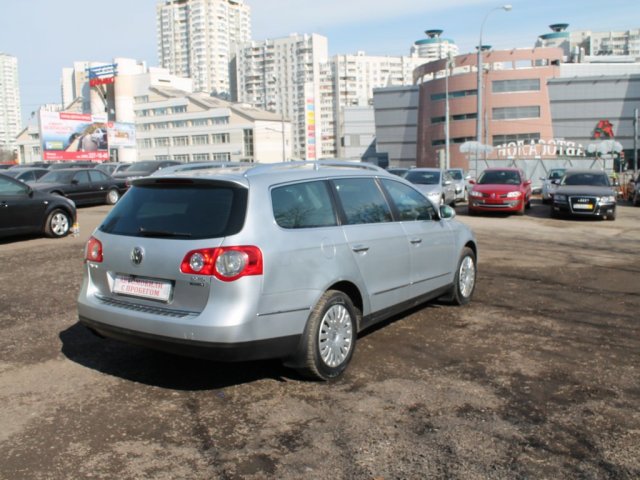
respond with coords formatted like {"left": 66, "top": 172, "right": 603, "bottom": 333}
{"left": 131, "top": 247, "right": 144, "bottom": 265}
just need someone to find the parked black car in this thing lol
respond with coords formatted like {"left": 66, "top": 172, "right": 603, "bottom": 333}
{"left": 95, "top": 162, "right": 132, "bottom": 176}
{"left": 0, "top": 174, "right": 77, "bottom": 239}
{"left": 112, "top": 160, "right": 181, "bottom": 183}
{"left": 1, "top": 168, "right": 49, "bottom": 183}
{"left": 46, "top": 161, "right": 99, "bottom": 170}
{"left": 32, "top": 168, "right": 127, "bottom": 206}
{"left": 551, "top": 169, "right": 617, "bottom": 221}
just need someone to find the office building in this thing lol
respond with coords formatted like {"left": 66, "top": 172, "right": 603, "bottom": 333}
{"left": 0, "top": 53, "right": 22, "bottom": 158}
{"left": 156, "top": 0, "right": 251, "bottom": 96}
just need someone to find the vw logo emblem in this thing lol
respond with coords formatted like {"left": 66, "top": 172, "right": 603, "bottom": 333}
{"left": 131, "top": 247, "right": 144, "bottom": 266}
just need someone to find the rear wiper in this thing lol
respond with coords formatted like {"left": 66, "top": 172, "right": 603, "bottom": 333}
{"left": 138, "top": 227, "right": 192, "bottom": 238}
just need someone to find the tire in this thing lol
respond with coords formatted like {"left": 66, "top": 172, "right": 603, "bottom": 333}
{"left": 45, "top": 209, "right": 71, "bottom": 238}
{"left": 525, "top": 197, "right": 531, "bottom": 209}
{"left": 106, "top": 188, "right": 120, "bottom": 205}
{"left": 441, "top": 247, "right": 477, "bottom": 305}
{"left": 293, "top": 290, "right": 358, "bottom": 381}
{"left": 606, "top": 210, "right": 616, "bottom": 221}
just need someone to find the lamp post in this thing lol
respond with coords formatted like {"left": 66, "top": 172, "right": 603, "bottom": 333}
{"left": 444, "top": 51, "right": 455, "bottom": 170}
{"left": 476, "top": 5, "right": 512, "bottom": 145}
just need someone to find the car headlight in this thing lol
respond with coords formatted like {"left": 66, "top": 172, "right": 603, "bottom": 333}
{"left": 599, "top": 195, "right": 616, "bottom": 204}
{"left": 470, "top": 191, "right": 483, "bottom": 198}
{"left": 505, "top": 191, "right": 522, "bottom": 198}
{"left": 554, "top": 194, "right": 567, "bottom": 202}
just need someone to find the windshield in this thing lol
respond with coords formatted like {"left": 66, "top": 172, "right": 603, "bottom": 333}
{"left": 123, "top": 162, "right": 160, "bottom": 174}
{"left": 562, "top": 173, "right": 610, "bottom": 186}
{"left": 99, "top": 181, "right": 248, "bottom": 239}
{"left": 38, "top": 171, "right": 75, "bottom": 183}
{"left": 1, "top": 171, "right": 19, "bottom": 178}
{"left": 447, "top": 170, "right": 463, "bottom": 180}
{"left": 405, "top": 170, "right": 440, "bottom": 185}
{"left": 548, "top": 169, "right": 566, "bottom": 180}
{"left": 478, "top": 170, "right": 521, "bottom": 185}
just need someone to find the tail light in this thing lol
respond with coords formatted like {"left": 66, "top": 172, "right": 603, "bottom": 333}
{"left": 85, "top": 236, "right": 103, "bottom": 263}
{"left": 180, "top": 246, "right": 263, "bottom": 282}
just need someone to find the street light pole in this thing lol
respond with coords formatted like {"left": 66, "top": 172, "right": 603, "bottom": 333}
{"left": 445, "top": 51, "right": 455, "bottom": 170}
{"left": 476, "top": 5, "right": 512, "bottom": 145}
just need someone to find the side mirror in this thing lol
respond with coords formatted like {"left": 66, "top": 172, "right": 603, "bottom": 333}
{"left": 439, "top": 204, "right": 456, "bottom": 220}
{"left": 524, "top": 180, "right": 532, "bottom": 186}
{"left": 71, "top": 179, "right": 79, "bottom": 185}
{"left": 468, "top": 179, "right": 476, "bottom": 185}
{"left": 552, "top": 179, "right": 560, "bottom": 185}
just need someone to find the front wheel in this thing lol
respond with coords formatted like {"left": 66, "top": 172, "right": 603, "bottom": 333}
{"left": 293, "top": 290, "right": 358, "bottom": 381}
{"left": 45, "top": 209, "right": 71, "bottom": 238}
{"left": 441, "top": 247, "right": 477, "bottom": 305}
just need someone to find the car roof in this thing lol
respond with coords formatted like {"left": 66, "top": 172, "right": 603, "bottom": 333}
{"left": 564, "top": 169, "right": 606, "bottom": 175}
{"left": 133, "top": 160, "right": 394, "bottom": 189}
{"left": 483, "top": 167, "right": 521, "bottom": 172}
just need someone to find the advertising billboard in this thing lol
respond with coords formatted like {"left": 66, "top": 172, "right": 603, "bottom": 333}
{"left": 107, "top": 122, "right": 136, "bottom": 147}
{"left": 39, "top": 112, "right": 108, "bottom": 161}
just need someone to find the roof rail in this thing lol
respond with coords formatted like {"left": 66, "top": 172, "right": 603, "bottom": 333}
{"left": 244, "top": 160, "right": 387, "bottom": 177}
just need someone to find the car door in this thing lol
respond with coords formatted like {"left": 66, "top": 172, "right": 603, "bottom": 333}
{"left": 331, "top": 177, "right": 412, "bottom": 313}
{"left": 381, "top": 178, "right": 456, "bottom": 298}
{"left": 88, "top": 170, "right": 112, "bottom": 204}
{"left": 0, "top": 175, "right": 44, "bottom": 236}
{"left": 68, "top": 170, "right": 92, "bottom": 205}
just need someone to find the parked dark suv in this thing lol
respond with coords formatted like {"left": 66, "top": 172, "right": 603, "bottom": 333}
{"left": 78, "top": 161, "right": 478, "bottom": 380}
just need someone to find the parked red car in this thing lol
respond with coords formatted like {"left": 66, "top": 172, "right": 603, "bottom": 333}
{"left": 468, "top": 168, "right": 532, "bottom": 215}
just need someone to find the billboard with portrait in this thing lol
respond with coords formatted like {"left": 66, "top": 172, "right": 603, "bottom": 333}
{"left": 39, "top": 111, "right": 108, "bottom": 161}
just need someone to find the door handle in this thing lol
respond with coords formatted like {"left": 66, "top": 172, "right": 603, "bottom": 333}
{"left": 410, "top": 238, "right": 422, "bottom": 245}
{"left": 351, "top": 244, "right": 369, "bottom": 253}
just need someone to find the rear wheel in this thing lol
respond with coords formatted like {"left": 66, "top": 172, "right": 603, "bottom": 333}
{"left": 293, "top": 290, "right": 358, "bottom": 381}
{"left": 106, "top": 188, "right": 120, "bottom": 205}
{"left": 45, "top": 209, "right": 71, "bottom": 238}
{"left": 441, "top": 247, "right": 476, "bottom": 305}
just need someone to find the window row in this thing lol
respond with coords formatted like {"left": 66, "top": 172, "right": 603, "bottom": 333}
{"left": 136, "top": 115, "right": 230, "bottom": 127}
{"left": 492, "top": 78, "right": 540, "bottom": 93}
{"left": 431, "top": 112, "right": 477, "bottom": 124}
{"left": 154, "top": 153, "right": 232, "bottom": 162}
{"left": 137, "top": 133, "right": 231, "bottom": 149}
{"left": 430, "top": 89, "right": 477, "bottom": 101}
{"left": 492, "top": 106, "right": 540, "bottom": 120}
{"left": 272, "top": 177, "right": 438, "bottom": 229}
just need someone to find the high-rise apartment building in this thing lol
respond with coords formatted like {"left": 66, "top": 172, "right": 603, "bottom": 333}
{"left": 411, "top": 30, "right": 459, "bottom": 62}
{"left": 236, "top": 34, "right": 330, "bottom": 160}
{"left": 0, "top": 53, "right": 22, "bottom": 156}
{"left": 156, "top": 0, "right": 251, "bottom": 96}
{"left": 537, "top": 24, "right": 640, "bottom": 61}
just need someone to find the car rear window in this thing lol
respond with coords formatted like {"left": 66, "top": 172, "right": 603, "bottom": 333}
{"left": 99, "top": 181, "right": 247, "bottom": 239}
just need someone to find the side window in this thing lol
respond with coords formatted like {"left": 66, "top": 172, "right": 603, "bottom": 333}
{"left": 272, "top": 181, "right": 337, "bottom": 229}
{"left": 333, "top": 178, "right": 392, "bottom": 225}
{"left": 73, "top": 171, "right": 91, "bottom": 184}
{"left": 381, "top": 179, "right": 436, "bottom": 221}
{"left": 88, "top": 170, "right": 108, "bottom": 182}
{"left": 0, "top": 176, "right": 28, "bottom": 195}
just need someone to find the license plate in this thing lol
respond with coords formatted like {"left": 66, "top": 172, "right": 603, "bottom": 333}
{"left": 113, "top": 276, "right": 172, "bottom": 301}
{"left": 573, "top": 203, "right": 594, "bottom": 210}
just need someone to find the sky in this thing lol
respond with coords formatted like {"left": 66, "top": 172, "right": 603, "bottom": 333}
{"left": 1, "top": 0, "right": 639, "bottom": 126}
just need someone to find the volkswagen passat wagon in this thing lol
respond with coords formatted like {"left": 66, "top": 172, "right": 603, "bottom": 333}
{"left": 78, "top": 161, "right": 478, "bottom": 380}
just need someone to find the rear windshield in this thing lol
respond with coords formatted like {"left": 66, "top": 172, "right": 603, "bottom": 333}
{"left": 99, "top": 181, "right": 247, "bottom": 239}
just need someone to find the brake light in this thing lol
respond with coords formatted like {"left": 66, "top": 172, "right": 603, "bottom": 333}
{"left": 180, "top": 246, "right": 263, "bottom": 282}
{"left": 85, "top": 236, "right": 103, "bottom": 263}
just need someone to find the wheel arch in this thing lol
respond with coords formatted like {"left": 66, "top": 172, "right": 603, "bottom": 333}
{"left": 326, "top": 280, "right": 364, "bottom": 329}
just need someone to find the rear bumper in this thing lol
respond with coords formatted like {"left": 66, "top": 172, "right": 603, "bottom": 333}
{"left": 79, "top": 315, "right": 300, "bottom": 362}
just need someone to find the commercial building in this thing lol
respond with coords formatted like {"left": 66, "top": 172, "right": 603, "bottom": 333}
{"left": 156, "top": 0, "right": 251, "bottom": 96}
{"left": 134, "top": 86, "right": 291, "bottom": 163}
{"left": 373, "top": 85, "right": 419, "bottom": 167}
{"left": 0, "top": 52, "right": 21, "bottom": 160}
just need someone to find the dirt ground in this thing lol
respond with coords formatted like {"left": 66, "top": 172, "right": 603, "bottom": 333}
{"left": 0, "top": 200, "right": 638, "bottom": 479}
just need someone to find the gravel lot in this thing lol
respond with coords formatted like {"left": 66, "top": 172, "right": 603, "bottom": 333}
{"left": 1, "top": 200, "right": 639, "bottom": 479}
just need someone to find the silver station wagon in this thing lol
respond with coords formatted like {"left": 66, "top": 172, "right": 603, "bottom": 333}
{"left": 78, "top": 161, "right": 478, "bottom": 380}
